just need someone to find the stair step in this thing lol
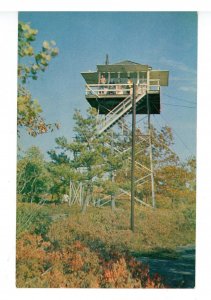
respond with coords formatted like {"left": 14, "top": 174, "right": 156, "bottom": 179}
{"left": 97, "top": 92, "right": 146, "bottom": 135}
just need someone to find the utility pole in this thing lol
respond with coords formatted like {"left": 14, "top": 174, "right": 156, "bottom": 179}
{"left": 131, "top": 83, "right": 136, "bottom": 232}
{"left": 147, "top": 93, "right": 156, "bottom": 208}
{"left": 105, "top": 54, "right": 109, "bottom": 65}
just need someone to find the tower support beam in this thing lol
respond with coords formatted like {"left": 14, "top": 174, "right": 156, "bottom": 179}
{"left": 131, "top": 83, "right": 136, "bottom": 232}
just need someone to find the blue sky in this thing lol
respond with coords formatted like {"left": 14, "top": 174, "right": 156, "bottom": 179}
{"left": 18, "top": 12, "right": 197, "bottom": 161}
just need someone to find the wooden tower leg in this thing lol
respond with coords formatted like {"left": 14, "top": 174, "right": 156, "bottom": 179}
{"left": 131, "top": 83, "right": 136, "bottom": 232}
{"left": 111, "top": 130, "right": 116, "bottom": 210}
{"left": 69, "top": 181, "right": 72, "bottom": 206}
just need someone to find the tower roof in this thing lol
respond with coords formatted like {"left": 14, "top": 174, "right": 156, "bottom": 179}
{"left": 81, "top": 59, "right": 169, "bottom": 86}
{"left": 97, "top": 61, "right": 150, "bottom": 73}
{"left": 113, "top": 60, "right": 141, "bottom": 65}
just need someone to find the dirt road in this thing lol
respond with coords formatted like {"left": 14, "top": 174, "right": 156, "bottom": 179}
{"left": 139, "top": 245, "right": 195, "bottom": 288}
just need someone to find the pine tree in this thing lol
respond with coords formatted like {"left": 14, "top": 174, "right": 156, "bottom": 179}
{"left": 48, "top": 108, "right": 125, "bottom": 212}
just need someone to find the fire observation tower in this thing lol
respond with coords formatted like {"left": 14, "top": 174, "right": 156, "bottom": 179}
{"left": 81, "top": 59, "right": 169, "bottom": 210}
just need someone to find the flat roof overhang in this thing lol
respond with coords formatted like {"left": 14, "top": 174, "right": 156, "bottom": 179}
{"left": 150, "top": 70, "right": 169, "bottom": 86}
{"left": 81, "top": 71, "right": 98, "bottom": 84}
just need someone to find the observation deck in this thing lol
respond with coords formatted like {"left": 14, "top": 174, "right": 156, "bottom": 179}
{"left": 81, "top": 60, "right": 169, "bottom": 115}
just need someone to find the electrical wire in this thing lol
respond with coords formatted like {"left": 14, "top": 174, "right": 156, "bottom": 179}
{"left": 162, "top": 102, "right": 196, "bottom": 109}
{"left": 127, "top": 115, "right": 148, "bottom": 128}
{"left": 163, "top": 93, "right": 196, "bottom": 105}
{"left": 152, "top": 114, "right": 178, "bottom": 155}
{"left": 92, "top": 92, "right": 194, "bottom": 157}
{"left": 151, "top": 102, "right": 194, "bottom": 156}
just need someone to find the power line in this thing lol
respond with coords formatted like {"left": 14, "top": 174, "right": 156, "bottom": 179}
{"left": 163, "top": 93, "right": 196, "bottom": 105}
{"left": 152, "top": 115, "right": 178, "bottom": 156}
{"left": 97, "top": 93, "right": 194, "bottom": 156}
{"left": 170, "top": 78, "right": 196, "bottom": 81}
{"left": 127, "top": 115, "right": 148, "bottom": 127}
{"left": 162, "top": 102, "right": 196, "bottom": 109}
{"left": 159, "top": 114, "right": 193, "bottom": 155}
{"left": 151, "top": 102, "right": 194, "bottom": 156}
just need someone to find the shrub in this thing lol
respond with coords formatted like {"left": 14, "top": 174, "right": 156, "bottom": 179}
{"left": 17, "top": 203, "right": 52, "bottom": 238}
{"left": 16, "top": 202, "right": 195, "bottom": 288}
{"left": 16, "top": 232, "right": 165, "bottom": 288}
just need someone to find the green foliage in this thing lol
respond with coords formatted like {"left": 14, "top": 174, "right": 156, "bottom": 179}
{"left": 18, "top": 21, "right": 59, "bottom": 137}
{"left": 45, "top": 107, "right": 195, "bottom": 209}
{"left": 47, "top": 108, "right": 126, "bottom": 209}
{"left": 182, "top": 205, "right": 196, "bottom": 230}
{"left": 18, "top": 21, "right": 59, "bottom": 84}
{"left": 17, "top": 146, "right": 52, "bottom": 203}
{"left": 17, "top": 203, "right": 52, "bottom": 238}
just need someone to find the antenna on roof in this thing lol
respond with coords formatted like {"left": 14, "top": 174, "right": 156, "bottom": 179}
{"left": 105, "top": 54, "right": 109, "bottom": 65}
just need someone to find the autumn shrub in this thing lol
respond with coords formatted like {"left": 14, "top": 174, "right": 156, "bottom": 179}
{"left": 17, "top": 201, "right": 195, "bottom": 255}
{"left": 16, "top": 233, "right": 51, "bottom": 287}
{"left": 139, "top": 206, "right": 196, "bottom": 250}
{"left": 17, "top": 233, "right": 99, "bottom": 288}
{"left": 16, "top": 232, "right": 165, "bottom": 288}
{"left": 47, "top": 206, "right": 136, "bottom": 256}
{"left": 47, "top": 203, "right": 195, "bottom": 256}
{"left": 16, "top": 202, "right": 195, "bottom": 288}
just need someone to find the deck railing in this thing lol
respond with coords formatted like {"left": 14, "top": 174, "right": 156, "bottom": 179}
{"left": 85, "top": 80, "right": 160, "bottom": 97}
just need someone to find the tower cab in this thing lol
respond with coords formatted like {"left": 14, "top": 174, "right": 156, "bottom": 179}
{"left": 81, "top": 60, "right": 169, "bottom": 114}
